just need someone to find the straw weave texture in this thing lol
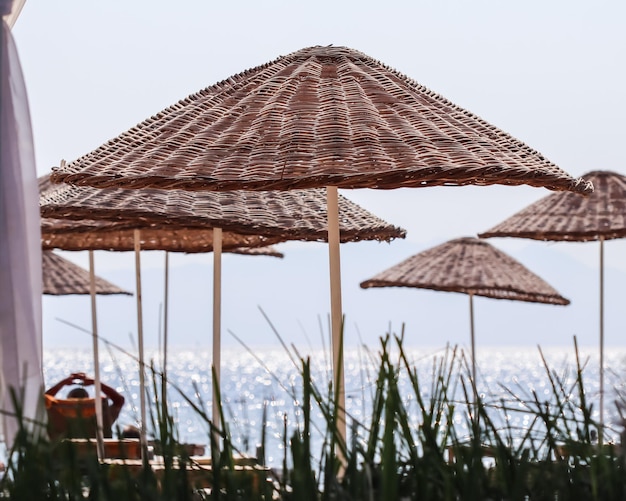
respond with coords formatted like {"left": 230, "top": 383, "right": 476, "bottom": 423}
{"left": 360, "top": 237, "right": 569, "bottom": 305}
{"left": 50, "top": 46, "right": 592, "bottom": 195}
{"left": 42, "top": 227, "right": 284, "bottom": 253}
{"left": 43, "top": 251, "right": 131, "bottom": 295}
{"left": 42, "top": 215, "right": 133, "bottom": 234}
{"left": 39, "top": 174, "right": 394, "bottom": 253}
{"left": 40, "top": 173, "right": 288, "bottom": 252}
{"left": 479, "top": 171, "right": 626, "bottom": 242}
{"left": 40, "top": 183, "right": 406, "bottom": 243}
{"left": 227, "top": 246, "right": 283, "bottom": 258}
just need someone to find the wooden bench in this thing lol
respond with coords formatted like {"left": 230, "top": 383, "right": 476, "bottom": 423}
{"left": 60, "top": 438, "right": 142, "bottom": 460}
{"left": 102, "top": 456, "right": 273, "bottom": 494}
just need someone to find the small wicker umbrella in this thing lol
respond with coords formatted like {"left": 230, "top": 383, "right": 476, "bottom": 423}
{"left": 42, "top": 249, "right": 133, "bottom": 455}
{"left": 40, "top": 179, "right": 296, "bottom": 455}
{"left": 42, "top": 224, "right": 284, "bottom": 455}
{"left": 42, "top": 250, "right": 131, "bottom": 296}
{"left": 49, "top": 45, "right": 592, "bottom": 445}
{"left": 40, "top": 179, "right": 405, "bottom": 441}
{"left": 479, "top": 170, "right": 626, "bottom": 435}
{"left": 360, "top": 237, "right": 569, "bottom": 383}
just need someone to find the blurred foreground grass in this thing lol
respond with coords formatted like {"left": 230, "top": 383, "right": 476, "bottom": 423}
{"left": 1, "top": 334, "right": 625, "bottom": 500}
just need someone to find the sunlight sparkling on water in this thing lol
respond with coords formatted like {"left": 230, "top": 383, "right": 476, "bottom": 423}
{"left": 43, "top": 345, "right": 626, "bottom": 467}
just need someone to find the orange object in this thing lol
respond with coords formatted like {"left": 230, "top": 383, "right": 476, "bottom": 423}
{"left": 45, "top": 395, "right": 113, "bottom": 439}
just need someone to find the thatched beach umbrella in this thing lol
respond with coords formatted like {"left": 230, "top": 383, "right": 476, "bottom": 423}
{"left": 40, "top": 184, "right": 403, "bottom": 244}
{"left": 41, "top": 249, "right": 133, "bottom": 457}
{"left": 42, "top": 222, "right": 285, "bottom": 254}
{"left": 49, "top": 45, "right": 592, "bottom": 195}
{"left": 39, "top": 175, "right": 291, "bottom": 252}
{"left": 42, "top": 250, "right": 131, "bottom": 296}
{"left": 479, "top": 170, "right": 626, "bottom": 434}
{"left": 360, "top": 237, "right": 570, "bottom": 383}
{"left": 42, "top": 221, "right": 285, "bottom": 454}
{"left": 40, "top": 179, "right": 405, "bottom": 441}
{"left": 49, "top": 45, "right": 592, "bottom": 445}
{"left": 39, "top": 177, "right": 285, "bottom": 256}
{"left": 40, "top": 178, "right": 293, "bottom": 455}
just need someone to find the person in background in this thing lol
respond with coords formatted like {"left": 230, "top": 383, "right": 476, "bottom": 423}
{"left": 121, "top": 424, "right": 141, "bottom": 439}
{"left": 44, "top": 372, "right": 125, "bottom": 440}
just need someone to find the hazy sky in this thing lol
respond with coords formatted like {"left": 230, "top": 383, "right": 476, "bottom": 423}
{"left": 11, "top": 1, "right": 626, "bottom": 355}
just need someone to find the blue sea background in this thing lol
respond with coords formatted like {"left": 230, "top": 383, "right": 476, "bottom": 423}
{"left": 43, "top": 344, "right": 626, "bottom": 468}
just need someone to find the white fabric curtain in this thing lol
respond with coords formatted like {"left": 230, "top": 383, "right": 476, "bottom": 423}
{"left": 0, "top": 9, "right": 44, "bottom": 445}
{"left": 2, "top": 0, "right": 24, "bottom": 29}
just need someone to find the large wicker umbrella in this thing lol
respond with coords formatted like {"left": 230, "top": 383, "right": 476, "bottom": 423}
{"left": 40, "top": 179, "right": 405, "bottom": 442}
{"left": 479, "top": 170, "right": 626, "bottom": 435}
{"left": 49, "top": 45, "right": 592, "bottom": 445}
{"left": 42, "top": 250, "right": 131, "bottom": 296}
{"left": 360, "top": 237, "right": 569, "bottom": 383}
{"left": 50, "top": 45, "right": 592, "bottom": 195}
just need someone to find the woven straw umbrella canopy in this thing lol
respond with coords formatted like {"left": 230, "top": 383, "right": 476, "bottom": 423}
{"left": 42, "top": 226, "right": 284, "bottom": 253}
{"left": 49, "top": 44, "right": 591, "bottom": 446}
{"left": 50, "top": 46, "right": 592, "bottom": 195}
{"left": 479, "top": 170, "right": 626, "bottom": 435}
{"left": 42, "top": 250, "right": 131, "bottom": 296}
{"left": 40, "top": 183, "right": 404, "bottom": 244}
{"left": 40, "top": 175, "right": 288, "bottom": 252}
{"left": 360, "top": 237, "right": 569, "bottom": 382}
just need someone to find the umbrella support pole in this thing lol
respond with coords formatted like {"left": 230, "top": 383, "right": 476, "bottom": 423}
{"left": 599, "top": 236, "right": 605, "bottom": 443}
{"left": 212, "top": 228, "right": 223, "bottom": 442}
{"left": 327, "top": 186, "right": 346, "bottom": 456}
{"left": 162, "top": 251, "right": 170, "bottom": 428}
{"left": 134, "top": 229, "right": 148, "bottom": 463}
{"left": 88, "top": 251, "right": 105, "bottom": 460}
{"left": 469, "top": 293, "right": 476, "bottom": 388}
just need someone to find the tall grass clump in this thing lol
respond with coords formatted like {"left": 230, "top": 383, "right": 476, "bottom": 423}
{"left": 269, "top": 333, "right": 626, "bottom": 500}
{"left": 1, "top": 333, "right": 625, "bottom": 499}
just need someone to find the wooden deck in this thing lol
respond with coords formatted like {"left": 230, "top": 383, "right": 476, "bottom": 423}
{"left": 58, "top": 440, "right": 273, "bottom": 494}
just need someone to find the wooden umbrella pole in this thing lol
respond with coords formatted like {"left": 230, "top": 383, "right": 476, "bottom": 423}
{"left": 133, "top": 229, "right": 148, "bottom": 461}
{"left": 327, "top": 186, "right": 346, "bottom": 452}
{"left": 469, "top": 293, "right": 477, "bottom": 390}
{"left": 599, "top": 236, "right": 605, "bottom": 443}
{"left": 212, "top": 228, "right": 222, "bottom": 432}
{"left": 88, "top": 250, "right": 105, "bottom": 460}
{"left": 162, "top": 251, "right": 170, "bottom": 422}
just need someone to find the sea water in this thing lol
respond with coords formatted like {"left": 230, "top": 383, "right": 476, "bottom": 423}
{"left": 43, "top": 345, "right": 626, "bottom": 468}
